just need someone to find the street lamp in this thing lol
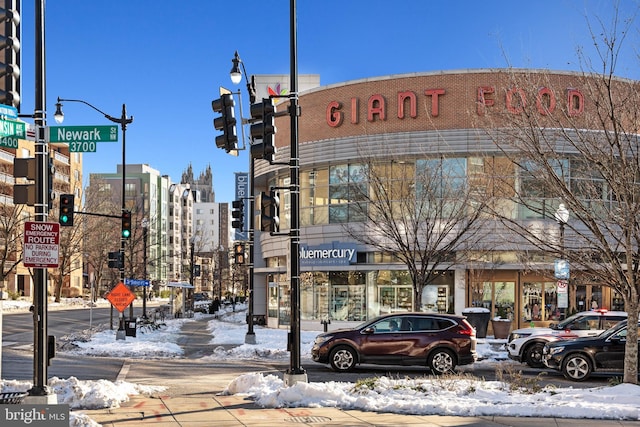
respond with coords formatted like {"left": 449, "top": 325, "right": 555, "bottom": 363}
{"left": 54, "top": 97, "right": 133, "bottom": 338}
{"left": 230, "top": 50, "right": 257, "bottom": 345}
{"left": 555, "top": 203, "right": 570, "bottom": 319}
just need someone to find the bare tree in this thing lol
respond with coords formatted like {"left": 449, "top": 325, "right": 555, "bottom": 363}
{"left": 51, "top": 212, "right": 85, "bottom": 301}
{"left": 0, "top": 203, "right": 27, "bottom": 289}
{"left": 485, "top": 8, "right": 640, "bottom": 383}
{"left": 342, "top": 157, "right": 489, "bottom": 311}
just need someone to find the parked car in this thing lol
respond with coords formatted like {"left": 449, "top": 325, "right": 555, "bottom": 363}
{"left": 507, "top": 309, "right": 627, "bottom": 368}
{"left": 311, "top": 313, "right": 476, "bottom": 374}
{"left": 193, "top": 292, "right": 210, "bottom": 302}
{"left": 543, "top": 320, "right": 639, "bottom": 381}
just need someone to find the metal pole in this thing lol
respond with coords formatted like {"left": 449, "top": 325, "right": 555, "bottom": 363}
{"left": 28, "top": 0, "right": 51, "bottom": 398}
{"left": 142, "top": 219, "right": 148, "bottom": 319}
{"left": 245, "top": 155, "right": 256, "bottom": 343}
{"left": 284, "top": 0, "right": 307, "bottom": 385}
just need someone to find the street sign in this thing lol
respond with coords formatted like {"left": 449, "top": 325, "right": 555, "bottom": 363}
{"left": 0, "top": 118, "right": 25, "bottom": 137}
{"left": 23, "top": 221, "right": 60, "bottom": 268}
{"left": 48, "top": 125, "right": 119, "bottom": 143}
{"left": 68, "top": 141, "right": 97, "bottom": 152}
{"left": 106, "top": 282, "right": 136, "bottom": 313}
{"left": 0, "top": 118, "right": 26, "bottom": 148}
{"left": 0, "top": 103, "right": 18, "bottom": 119}
{"left": 125, "top": 278, "right": 150, "bottom": 287}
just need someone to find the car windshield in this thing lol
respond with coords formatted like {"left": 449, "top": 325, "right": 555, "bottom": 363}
{"left": 552, "top": 312, "right": 584, "bottom": 329}
{"left": 599, "top": 320, "right": 632, "bottom": 339}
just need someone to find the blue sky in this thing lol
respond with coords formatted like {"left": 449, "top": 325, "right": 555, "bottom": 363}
{"left": 16, "top": 0, "right": 640, "bottom": 203}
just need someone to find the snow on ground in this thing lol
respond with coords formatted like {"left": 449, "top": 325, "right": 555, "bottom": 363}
{"left": 2, "top": 298, "right": 640, "bottom": 426}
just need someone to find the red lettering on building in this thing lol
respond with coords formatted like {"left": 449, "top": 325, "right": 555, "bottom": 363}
{"left": 351, "top": 97, "right": 359, "bottom": 124}
{"left": 506, "top": 87, "right": 527, "bottom": 114}
{"left": 536, "top": 87, "right": 556, "bottom": 115}
{"left": 368, "top": 95, "right": 386, "bottom": 122}
{"left": 567, "top": 89, "right": 584, "bottom": 116}
{"left": 326, "top": 101, "right": 342, "bottom": 127}
{"left": 425, "top": 88, "right": 445, "bottom": 117}
{"left": 398, "top": 91, "right": 417, "bottom": 119}
{"left": 477, "top": 86, "right": 495, "bottom": 116}
{"left": 325, "top": 85, "right": 585, "bottom": 127}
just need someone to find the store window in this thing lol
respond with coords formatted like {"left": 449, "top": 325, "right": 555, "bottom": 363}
{"left": 522, "top": 282, "right": 559, "bottom": 323}
{"left": 470, "top": 281, "right": 515, "bottom": 320}
{"left": 329, "top": 272, "right": 366, "bottom": 321}
{"left": 375, "top": 271, "right": 413, "bottom": 313}
{"left": 329, "top": 164, "right": 367, "bottom": 223}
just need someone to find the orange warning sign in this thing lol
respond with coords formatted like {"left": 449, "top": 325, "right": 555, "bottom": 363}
{"left": 106, "top": 282, "right": 135, "bottom": 312}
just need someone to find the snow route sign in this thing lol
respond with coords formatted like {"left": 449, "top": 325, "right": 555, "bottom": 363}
{"left": 23, "top": 221, "right": 60, "bottom": 268}
{"left": 106, "top": 282, "right": 136, "bottom": 313}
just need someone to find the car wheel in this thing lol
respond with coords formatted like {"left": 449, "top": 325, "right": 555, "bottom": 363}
{"left": 428, "top": 349, "right": 456, "bottom": 375}
{"left": 562, "top": 354, "right": 592, "bottom": 381}
{"left": 524, "top": 342, "right": 545, "bottom": 368}
{"left": 329, "top": 346, "right": 357, "bottom": 372}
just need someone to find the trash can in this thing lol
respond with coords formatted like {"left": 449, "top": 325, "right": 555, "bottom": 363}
{"left": 462, "top": 308, "right": 490, "bottom": 338}
{"left": 125, "top": 319, "right": 137, "bottom": 337}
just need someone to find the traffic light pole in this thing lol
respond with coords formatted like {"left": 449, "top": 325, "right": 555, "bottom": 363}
{"left": 245, "top": 155, "right": 256, "bottom": 344}
{"left": 27, "top": 0, "right": 55, "bottom": 402}
{"left": 283, "top": 0, "right": 307, "bottom": 386}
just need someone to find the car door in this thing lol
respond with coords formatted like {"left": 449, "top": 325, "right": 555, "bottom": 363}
{"left": 595, "top": 327, "right": 627, "bottom": 370}
{"left": 359, "top": 316, "right": 410, "bottom": 364}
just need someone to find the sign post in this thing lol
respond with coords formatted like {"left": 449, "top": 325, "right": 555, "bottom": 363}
{"left": 105, "top": 282, "right": 136, "bottom": 340}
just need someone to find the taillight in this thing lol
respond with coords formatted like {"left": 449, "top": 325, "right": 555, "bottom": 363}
{"left": 460, "top": 319, "right": 476, "bottom": 336}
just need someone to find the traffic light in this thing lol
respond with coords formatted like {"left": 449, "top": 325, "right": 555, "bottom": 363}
{"left": 260, "top": 190, "right": 280, "bottom": 233}
{"left": 13, "top": 157, "right": 35, "bottom": 205}
{"left": 108, "top": 251, "right": 123, "bottom": 269}
{"left": 212, "top": 93, "right": 238, "bottom": 152}
{"left": 231, "top": 199, "right": 244, "bottom": 230}
{"left": 0, "top": 2, "right": 21, "bottom": 110}
{"left": 121, "top": 210, "right": 132, "bottom": 239}
{"left": 249, "top": 98, "right": 277, "bottom": 162}
{"left": 234, "top": 243, "right": 245, "bottom": 265}
{"left": 59, "top": 194, "right": 74, "bottom": 226}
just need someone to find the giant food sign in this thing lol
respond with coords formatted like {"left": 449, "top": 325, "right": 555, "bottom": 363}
{"left": 23, "top": 221, "right": 60, "bottom": 268}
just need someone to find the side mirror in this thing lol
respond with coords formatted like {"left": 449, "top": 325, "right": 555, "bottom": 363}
{"left": 362, "top": 327, "right": 375, "bottom": 335}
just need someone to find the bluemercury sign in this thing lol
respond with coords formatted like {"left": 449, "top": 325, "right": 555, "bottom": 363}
{"left": 234, "top": 172, "right": 248, "bottom": 241}
{"left": 300, "top": 242, "right": 357, "bottom": 267}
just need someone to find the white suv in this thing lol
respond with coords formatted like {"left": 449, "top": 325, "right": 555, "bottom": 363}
{"left": 506, "top": 309, "right": 627, "bottom": 368}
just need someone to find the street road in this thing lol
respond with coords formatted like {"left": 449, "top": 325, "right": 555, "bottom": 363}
{"left": 1, "top": 305, "right": 613, "bottom": 389}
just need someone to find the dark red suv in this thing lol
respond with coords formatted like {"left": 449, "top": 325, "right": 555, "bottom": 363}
{"left": 311, "top": 313, "right": 477, "bottom": 373}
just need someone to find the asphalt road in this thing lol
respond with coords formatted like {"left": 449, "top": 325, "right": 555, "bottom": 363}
{"left": 0, "top": 305, "right": 614, "bottom": 389}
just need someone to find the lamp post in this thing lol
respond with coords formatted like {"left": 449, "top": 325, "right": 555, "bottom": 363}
{"left": 285, "top": 0, "right": 306, "bottom": 385}
{"left": 229, "top": 51, "right": 256, "bottom": 345}
{"left": 28, "top": 0, "right": 54, "bottom": 400}
{"left": 555, "top": 203, "right": 570, "bottom": 319}
{"left": 142, "top": 217, "right": 149, "bottom": 319}
{"left": 54, "top": 98, "right": 133, "bottom": 337}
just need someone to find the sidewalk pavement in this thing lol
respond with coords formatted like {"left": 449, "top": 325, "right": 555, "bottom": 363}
{"left": 82, "top": 317, "right": 640, "bottom": 427}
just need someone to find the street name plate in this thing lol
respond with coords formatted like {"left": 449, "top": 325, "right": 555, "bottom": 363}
{"left": 48, "top": 125, "right": 119, "bottom": 143}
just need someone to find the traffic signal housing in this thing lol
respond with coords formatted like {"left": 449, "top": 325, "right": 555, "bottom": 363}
{"left": 249, "top": 98, "right": 277, "bottom": 162}
{"left": 231, "top": 199, "right": 244, "bottom": 230}
{"left": 108, "top": 251, "right": 124, "bottom": 269}
{"left": 0, "top": 3, "right": 21, "bottom": 110}
{"left": 121, "top": 210, "right": 132, "bottom": 239}
{"left": 212, "top": 93, "right": 238, "bottom": 152}
{"left": 234, "top": 243, "right": 245, "bottom": 265}
{"left": 260, "top": 190, "right": 280, "bottom": 233}
{"left": 59, "top": 194, "right": 74, "bottom": 226}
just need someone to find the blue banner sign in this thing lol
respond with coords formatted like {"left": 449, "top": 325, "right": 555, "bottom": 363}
{"left": 125, "top": 278, "right": 150, "bottom": 287}
{"left": 554, "top": 259, "right": 570, "bottom": 279}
